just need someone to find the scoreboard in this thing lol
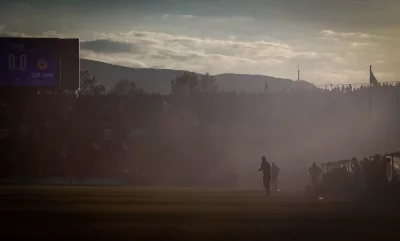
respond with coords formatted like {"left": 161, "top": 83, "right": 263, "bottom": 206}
{"left": 0, "top": 37, "right": 80, "bottom": 90}
{"left": 0, "top": 37, "right": 60, "bottom": 87}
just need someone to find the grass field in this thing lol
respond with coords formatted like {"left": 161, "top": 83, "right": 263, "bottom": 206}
{"left": 0, "top": 186, "right": 398, "bottom": 240}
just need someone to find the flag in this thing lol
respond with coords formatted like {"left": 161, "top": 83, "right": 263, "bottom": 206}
{"left": 370, "top": 65, "right": 379, "bottom": 86}
{"left": 368, "top": 65, "right": 378, "bottom": 121}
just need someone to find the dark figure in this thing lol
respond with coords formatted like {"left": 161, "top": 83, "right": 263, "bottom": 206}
{"left": 349, "top": 158, "right": 363, "bottom": 194}
{"left": 377, "top": 157, "right": 390, "bottom": 185}
{"left": 361, "top": 157, "right": 370, "bottom": 171}
{"left": 366, "top": 154, "right": 390, "bottom": 192}
{"left": 258, "top": 156, "right": 271, "bottom": 196}
{"left": 366, "top": 155, "right": 381, "bottom": 189}
{"left": 309, "top": 162, "right": 322, "bottom": 188}
{"left": 271, "top": 163, "right": 280, "bottom": 192}
{"left": 351, "top": 158, "right": 361, "bottom": 173}
{"left": 351, "top": 158, "right": 362, "bottom": 183}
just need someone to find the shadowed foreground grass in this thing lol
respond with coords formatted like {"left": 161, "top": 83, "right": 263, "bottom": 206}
{"left": 0, "top": 186, "right": 399, "bottom": 240}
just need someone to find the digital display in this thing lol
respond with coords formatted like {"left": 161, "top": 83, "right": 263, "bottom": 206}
{"left": 0, "top": 37, "right": 59, "bottom": 87}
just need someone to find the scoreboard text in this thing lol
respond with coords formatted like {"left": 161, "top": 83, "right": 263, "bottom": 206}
{"left": 0, "top": 37, "right": 59, "bottom": 87}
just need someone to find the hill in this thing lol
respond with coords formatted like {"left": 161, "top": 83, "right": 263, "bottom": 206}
{"left": 215, "top": 73, "right": 314, "bottom": 93}
{"left": 80, "top": 59, "right": 315, "bottom": 94}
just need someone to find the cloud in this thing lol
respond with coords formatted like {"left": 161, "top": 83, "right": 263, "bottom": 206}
{"left": 0, "top": 32, "right": 30, "bottom": 37}
{"left": 79, "top": 29, "right": 396, "bottom": 84}
{"left": 320, "top": 30, "right": 336, "bottom": 37}
{"left": 350, "top": 42, "right": 374, "bottom": 47}
{"left": 163, "top": 14, "right": 194, "bottom": 19}
{"left": 318, "top": 29, "right": 387, "bottom": 53}
{"left": 41, "top": 31, "right": 63, "bottom": 38}
{"left": 80, "top": 39, "right": 141, "bottom": 54}
{"left": 0, "top": 0, "right": 397, "bottom": 85}
{"left": 80, "top": 30, "right": 320, "bottom": 75}
{"left": 153, "top": 14, "right": 268, "bottom": 39}
{"left": 80, "top": 50, "right": 147, "bottom": 68}
{"left": 161, "top": 14, "right": 255, "bottom": 24}
{"left": 320, "top": 30, "right": 387, "bottom": 40}
{"left": 0, "top": 30, "right": 63, "bottom": 38}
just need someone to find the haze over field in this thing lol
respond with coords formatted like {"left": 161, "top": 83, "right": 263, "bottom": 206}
{"left": 2, "top": 2, "right": 400, "bottom": 241}
{"left": 1, "top": 0, "right": 399, "bottom": 85}
{"left": 1, "top": 0, "right": 400, "bottom": 192}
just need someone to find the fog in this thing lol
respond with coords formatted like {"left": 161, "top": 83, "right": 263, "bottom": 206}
{"left": 1, "top": 85, "right": 399, "bottom": 191}
{"left": 133, "top": 86, "right": 400, "bottom": 190}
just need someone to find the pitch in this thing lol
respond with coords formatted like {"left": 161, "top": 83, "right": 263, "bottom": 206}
{"left": 0, "top": 186, "right": 398, "bottom": 240}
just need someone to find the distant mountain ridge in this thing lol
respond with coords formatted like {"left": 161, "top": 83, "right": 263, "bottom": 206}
{"left": 80, "top": 59, "right": 315, "bottom": 94}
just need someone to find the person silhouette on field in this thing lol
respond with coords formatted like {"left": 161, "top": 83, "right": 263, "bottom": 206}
{"left": 271, "top": 163, "right": 280, "bottom": 192}
{"left": 258, "top": 156, "right": 272, "bottom": 196}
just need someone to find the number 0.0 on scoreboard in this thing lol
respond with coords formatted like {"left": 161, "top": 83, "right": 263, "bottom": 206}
{"left": 0, "top": 37, "right": 59, "bottom": 88}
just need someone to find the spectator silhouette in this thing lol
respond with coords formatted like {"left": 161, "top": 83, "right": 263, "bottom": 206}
{"left": 351, "top": 158, "right": 362, "bottom": 185}
{"left": 309, "top": 162, "right": 322, "bottom": 189}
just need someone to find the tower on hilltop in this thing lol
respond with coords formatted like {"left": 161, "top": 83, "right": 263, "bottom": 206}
{"left": 297, "top": 64, "right": 300, "bottom": 82}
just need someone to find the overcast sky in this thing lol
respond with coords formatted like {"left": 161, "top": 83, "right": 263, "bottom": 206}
{"left": 1, "top": 0, "right": 399, "bottom": 84}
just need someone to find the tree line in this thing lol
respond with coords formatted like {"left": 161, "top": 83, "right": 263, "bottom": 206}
{"left": 79, "top": 70, "right": 218, "bottom": 96}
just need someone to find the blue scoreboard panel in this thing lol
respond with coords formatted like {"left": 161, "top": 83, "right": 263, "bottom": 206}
{"left": 0, "top": 37, "right": 60, "bottom": 88}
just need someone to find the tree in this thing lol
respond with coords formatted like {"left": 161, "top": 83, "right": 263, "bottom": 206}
{"left": 171, "top": 72, "right": 217, "bottom": 95}
{"left": 171, "top": 71, "right": 199, "bottom": 95}
{"left": 111, "top": 79, "right": 141, "bottom": 96}
{"left": 79, "top": 70, "right": 105, "bottom": 96}
{"left": 93, "top": 85, "right": 106, "bottom": 96}
{"left": 200, "top": 73, "right": 218, "bottom": 93}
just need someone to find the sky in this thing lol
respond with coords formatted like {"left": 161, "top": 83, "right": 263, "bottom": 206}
{"left": 1, "top": 0, "right": 400, "bottom": 85}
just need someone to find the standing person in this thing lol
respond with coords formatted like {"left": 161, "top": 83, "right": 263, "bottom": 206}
{"left": 309, "top": 162, "right": 322, "bottom": 189}
{"left": 271, "top": 163, "right": 280, "bottom": 192}
{"left": 258, "top": 156, "right": 272, "bottom": 196}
